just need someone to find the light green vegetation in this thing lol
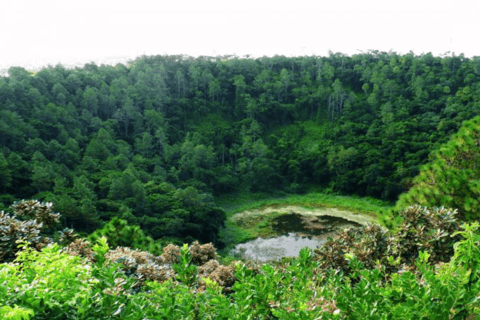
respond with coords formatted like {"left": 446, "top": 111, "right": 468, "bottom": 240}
{"left": 217, "top": 191, "right": 392, "bottom": 217}
{"left": 2, "top": 222, "right": 480, "bottom": 319}
{"left": 227, "top": 209, "right": 285, "bottom": 241}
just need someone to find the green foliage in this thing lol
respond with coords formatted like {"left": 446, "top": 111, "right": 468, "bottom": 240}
{"left": 173, "top": 243, "right": 198, "bottom": 286}
{"left": 329, "top": 223, "right": 480, "bottom": 319}
{"left": 3, "top": 54, "right": 479, "bottom": 199}
{"left": 396, "top": 115, "right": 480, "bottom": 221}
{"left": 91, "top": 236, "right": 110, "bottom": 266}
{"left": 2, "top": 219, "right": 480, "bottom": 318}
{"left": 314, "top": 205, "right": 460, "bottom": 278}
{"left": 0, "top": 243, "right": 95, "bottom": 319}
{"left": 0, "top": 152, "right": 12, "bottom": 192}
{"left": 0, "top": 305, "right": 34, "bottom": 320}
{"left": 142, "top": 185, "right": 226, "bottom": 246}
{"left": 88, "top": 217, "right": 162, "bottom": 255}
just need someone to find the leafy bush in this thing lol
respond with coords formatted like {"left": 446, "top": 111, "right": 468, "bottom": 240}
{"left": 0, "top": 200, "right": 61, "bottom": 262}
{"left": 0, "top": 305, "right": 35, "bottom": 320}
{"left": 314, "top": 205, "right": 461, "bottom": 278}
{"left": 63, "top": 237, "right": 239, "bottom": 295}
{"left": 0, "top": 243, "right": 94, "bottom": 319}
{"left": 11, "top": 200, "right": 60, "bottom": 229}
{"left": 327, "top": 223, "right": 480, "bottom": 319}
{"left": 188, "top": 240, "right": 218, "bottom": 265}
{"left": 2, "top": 222, "right": 480, "bottom": 319}
{"left": 2, "top": 200, "right": 479, "bottom": 319}
{"left": 88, "top": 217, "right": 162, "bottom": 255}
{"left": 106, "top": 246, "right": 175, "bottom": 285}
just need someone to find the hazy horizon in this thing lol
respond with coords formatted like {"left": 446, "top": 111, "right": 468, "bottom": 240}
{"left": 2, "top": 0, "right": 480, "bottom": 75}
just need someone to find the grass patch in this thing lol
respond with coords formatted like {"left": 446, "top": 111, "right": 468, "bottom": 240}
{"left": 216, "top": 191, "right": 393, "bottom": 218}
{"left": 234, "top": 210, "right": 284, "bottom": 238}
{"left": 218, "top": 211, "right": 284, "bottom": 253}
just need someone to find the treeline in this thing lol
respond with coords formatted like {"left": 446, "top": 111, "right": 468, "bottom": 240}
{"left": 1, "top": 51, "right": 480, "bottom": 242}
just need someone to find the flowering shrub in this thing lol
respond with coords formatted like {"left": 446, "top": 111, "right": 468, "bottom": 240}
{"left": 189, "top": 240, "right": 217, "bottom": 265}
{"left": 314, "top": 205, "right": 461, "bottom": 279}
{"left": 0, "top": 200, "right": 61, "bottom": 262}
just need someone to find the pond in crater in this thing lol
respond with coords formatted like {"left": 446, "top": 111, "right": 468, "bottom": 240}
{"left": 230, "top": 213, "right": 362, "bottom": 262}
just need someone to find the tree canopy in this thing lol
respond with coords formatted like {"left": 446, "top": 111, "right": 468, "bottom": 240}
{"left": 1, "top": 51, "right": 480, "bottom": 243}
{"left": 396, "top": 115, "right": 480, "bottom": 220}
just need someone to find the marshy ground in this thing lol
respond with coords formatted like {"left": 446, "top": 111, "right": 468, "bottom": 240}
{"left": 228, "top": 205, "right": 376, "bottom": 262}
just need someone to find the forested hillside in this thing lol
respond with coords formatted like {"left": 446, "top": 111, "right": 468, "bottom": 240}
{"left": 1, "top": 52, "right": 480, "bottom": 244}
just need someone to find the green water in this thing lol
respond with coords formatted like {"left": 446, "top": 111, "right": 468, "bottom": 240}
{"left": 231, "top": 212, "right": 361, "bottom": 262}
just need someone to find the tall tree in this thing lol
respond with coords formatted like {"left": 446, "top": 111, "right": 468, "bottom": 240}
{"left": 396, "top": 115, "right": 480, "bottom": 220}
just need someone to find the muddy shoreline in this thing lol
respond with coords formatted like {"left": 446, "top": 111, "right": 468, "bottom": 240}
{"left": 231, "top": 205, "right": 377, "bottom": 226}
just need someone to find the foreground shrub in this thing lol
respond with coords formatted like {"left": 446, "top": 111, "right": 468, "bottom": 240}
{"left": 2, "top": 223, "right": 480, "bottom": 319}
{"left": 0, "top": 305, "right": 35, "bottom": 320}
{"left": 189, "top": 240, "right": 218, "bottom": 265}
{"left": 63, "top": 237, "right": 238, "bottom": 295}
{"left": 0, "top": 200, "right": 62, "bottom": 262}
{"left": 197, "top": 259, "right": 238, "bottom": 293}
{"left": 88, "top": 217, "right": 163, "bottom": 255}
{"left": 314, "top": 205, "right": 461, "bottom": 278}
{"left": 3, "top": 199, "right": 479, "bottom": 319}
{"left": 0, "top": 243, "right": 94, "bottom": 319}
{"left": 326, "top": 223, "right": 480, "bottom": 319}
{"left": 106, "top": 246, "right": 175, "bottom": 285}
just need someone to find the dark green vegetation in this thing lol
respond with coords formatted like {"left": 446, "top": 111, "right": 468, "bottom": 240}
{"left": 2, "top": 51, "right": 480, "bottom": 318}
{"left": 395, "top": 115, "right": 480, "bottom": 220}
{"left": 1, "top": 52, "right": 480, "bottom": 245}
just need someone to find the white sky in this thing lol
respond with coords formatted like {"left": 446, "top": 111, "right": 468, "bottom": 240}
{"left": 1, "top": 0, "right": 480, "bottom": 73}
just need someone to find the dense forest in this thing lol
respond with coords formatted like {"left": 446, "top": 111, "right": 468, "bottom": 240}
{"left": 1, "top": 51, "right": 480, "bottom": 245}
{"left": 2, "top": 51, "right": 480, "bottom": 319}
